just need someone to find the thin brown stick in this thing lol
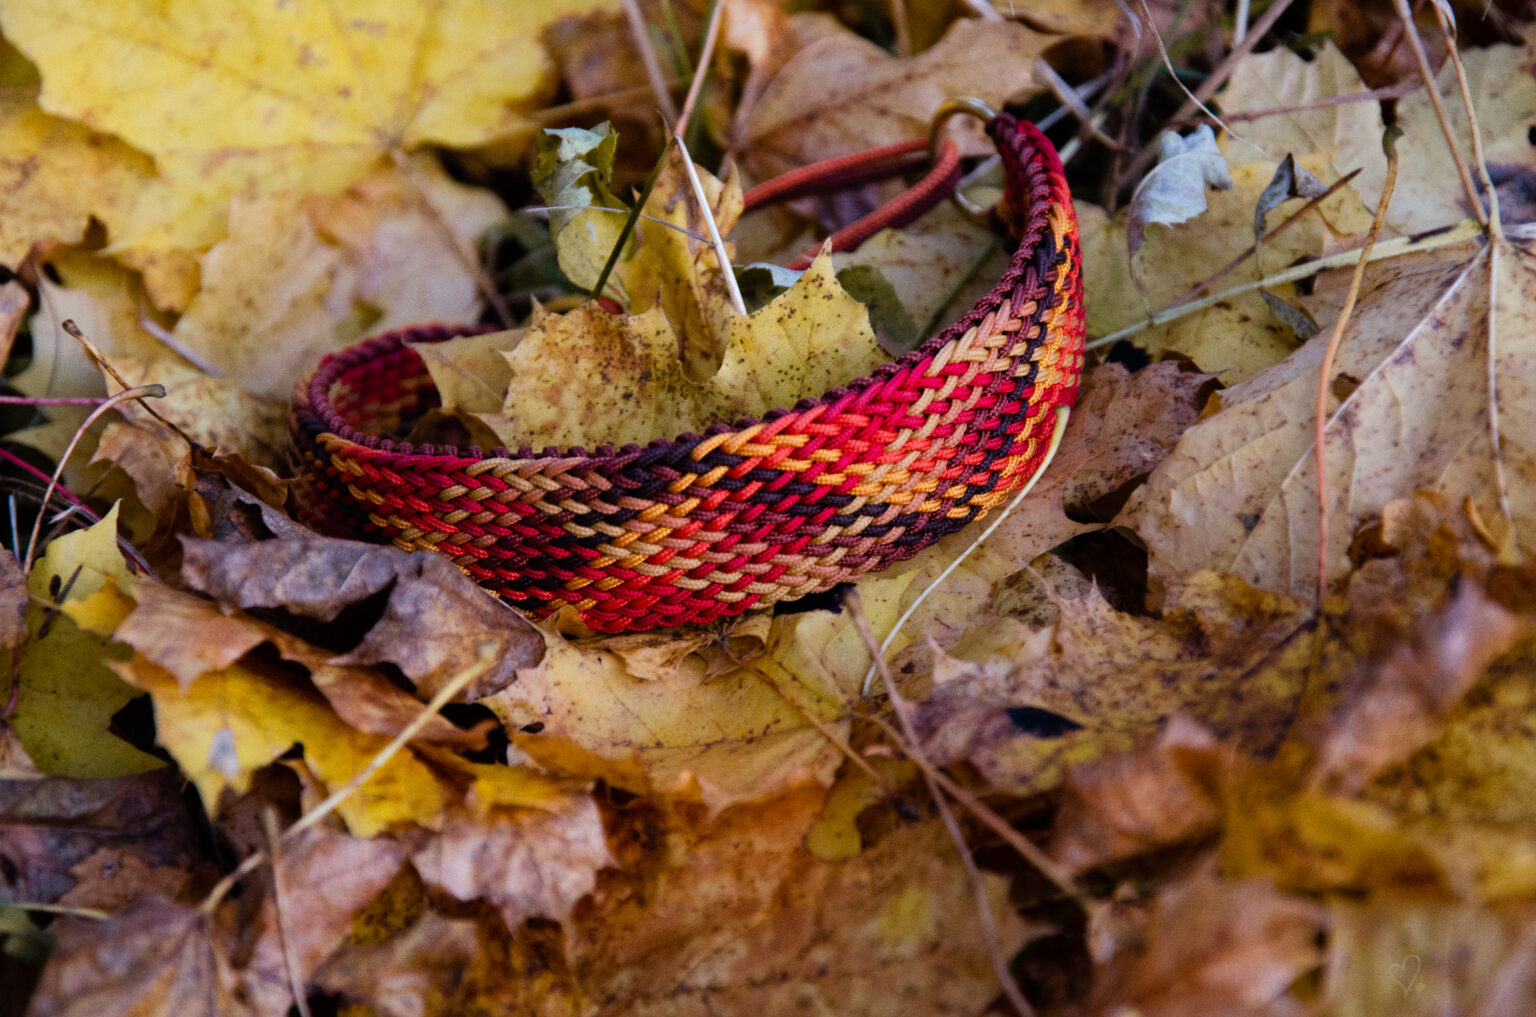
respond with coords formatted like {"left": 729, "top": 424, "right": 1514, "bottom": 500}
{"left": 21, "top": 383, "right": 165, "bottom": 573}
{"left": 1222, "top": 82, "right": 1419, "bottom": 123}
{"left": 889, "top": 0, "right": 911, "bottom": 57}
{"left": 1085, "top": 217, "right": 1482, "bottom": 350}
{"left": 532, "top": 82, "right": 687, "bottom": 124}
{"left": 1430, "top": 3, "right": 1501, "bottom": 239}
{"left": 61, "top": 321, "right": 200, "bottom": 453}
{"left": 1035, "top": 59, "right": 1122, "bottom": 151}
{"left": 1391, "top": 0, "right": 1487, "bottom": 228}
{"left": 1315, "top": 130, "right": 1400, "bottom": 608}
{"left": 845, "top": 591, "right": 1035, "bottom": 1017}
{"left": 137, "top": 307, "right": 223, "bottom": 377}
{"left": 623, "top": 0, "right": 680, "bottom": 124}
{"left": 730, "top": 652, "right": 900, "bottom": 800}
{"left": 1120, "top": 0, "right": 1297, "bottom": 186}
{"left": 1172, "top": 168, "right": 1361, "bottom": 306}
{"left": 0, "top": 395, "right": 112, "bottom": 406}
{"left": 262, "top": 808, "right": 314, "bottom": 1017}
{"left": 863, "top": 709, "right": 1086, "bottom": 902}
{"left": 8, "top": 902, "right": 110, "bottom": 920}
{"left": 675, "top": 0, "right": 725, "bottom": 137}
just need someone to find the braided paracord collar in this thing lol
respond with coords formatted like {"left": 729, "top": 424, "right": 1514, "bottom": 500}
{"left": 290, "top": 113, "right": 1085, "bottom": 633}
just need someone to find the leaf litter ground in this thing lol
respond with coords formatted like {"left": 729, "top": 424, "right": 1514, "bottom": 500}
{"left": 3, "top": 4, "right": 1536, "bottom": 1017}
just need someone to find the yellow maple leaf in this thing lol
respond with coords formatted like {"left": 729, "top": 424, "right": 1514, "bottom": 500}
{"left": 11, "top": 505, "right": 163, "bottom": 777}
{"left": 616, "top": 151, "right": 744, "bottom": 379}
{"left": 0, "top": 38, "right": 153, "bottom": 266}
{"left": 0, "top": 0, "right": 612, "bottom": 299}
{"left": 484, "top": 253, "right": 885, "bottom": 450}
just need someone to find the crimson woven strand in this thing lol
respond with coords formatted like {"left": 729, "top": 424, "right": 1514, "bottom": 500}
{"left": 291, "top": 114, "right": 1085, "bottom": 633}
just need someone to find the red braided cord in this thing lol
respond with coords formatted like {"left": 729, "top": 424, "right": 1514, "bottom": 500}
{"left": 741, "top": 138, "right": 930, "bottom": 210}
{"left": 785, "top": 138, "right": 961, "bottom": 270}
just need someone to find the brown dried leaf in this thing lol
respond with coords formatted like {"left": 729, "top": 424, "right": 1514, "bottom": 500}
{"left": 239, "top": 828, "right": 405, "bottom": 1017}
{"left": 410, "top": 793, "right": 611, "bottom": 929}
{"left": 1214, "top": 42, "right": 1388, "bottom": 230}
{"left": 179, "top": 519, "right": 544, "bottom": 702}
{"left": 1314, "top": 581, "right": 1533, "bottom": 793}
{"left": 74, "top": 577, "right": 477, "bottom": 745}
{"left": 740, "top": 19, "right": 1052, "bottom": 180}
{"left": 912, "top": 571, "right": 1310, "bottom": 795}
{"left": 0, "top": 770, "right": 201, "bottom": 911}
{"left": 1050, "top": 715, "right": 1239, "bottom": 874}
{"left": 27, "top": 896, "right": 242, "bottom": 1017}
{"left": 572, "top": 785, "right": 1026, "bottom": 1017}
{"left": 1086, "top": 865, "right": 1325, "bottom": 1017}
{"left": 314, "top": 912, "right": 488, "bottom": 1017}
{"left": 1387, "top": 40, "right": 1536, "bottom": 235}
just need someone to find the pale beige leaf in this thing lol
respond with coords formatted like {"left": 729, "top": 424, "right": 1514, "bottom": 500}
{"left": 741, "top": 18, "right": 1051, "bottom": 180}
{"left": 1214, "top": 41, "right": 1388, "bottom": 228}
{"left": 1121, "top": 232, "right": 1536, "bottom": 601}
{"left": 1388, "top": 40, "right": 1536, "bottom": 234}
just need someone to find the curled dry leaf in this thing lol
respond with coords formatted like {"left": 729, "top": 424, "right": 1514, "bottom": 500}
{"left": 1127, "top": 126, "right": 1233, "bottom": 260}
{"left": 1313, "top": 580, "right": 1532, "bottom": 794}
{"left": 178, "top": 504, "right": 543, "bottom": 702}
{"left": 83, "top": 577, "right": 477, "bottom": 746}
{"left": 314, "top": 912, "right": 491, "bottom": 1017}
{"left": 411, "top": 794, "right": 611, "bottom": 930}
{"left": 94, "top": 355, "right": 288, "bottom": 516}
{"left": 1049, "top": 715, "right": 1239, "bottom": 874}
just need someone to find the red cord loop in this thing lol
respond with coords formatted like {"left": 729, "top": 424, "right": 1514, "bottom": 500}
{"left": 741, "top": 136, "right": 964, "bottom": 270}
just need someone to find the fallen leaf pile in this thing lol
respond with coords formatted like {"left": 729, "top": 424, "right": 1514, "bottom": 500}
{"left": 4, "top": 3, "right": 1536, "bottom": 1016}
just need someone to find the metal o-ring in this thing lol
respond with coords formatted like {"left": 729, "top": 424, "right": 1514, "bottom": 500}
{"left": 929, "top": 98, "right": 1000, "bottom": 220}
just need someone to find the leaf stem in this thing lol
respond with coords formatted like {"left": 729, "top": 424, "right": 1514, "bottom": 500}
{"left": 1314, "top": 128, "right": 1399, "bottom": 608}
{"left": 1391, "top": 0, "right": 1487, "bottom": 229}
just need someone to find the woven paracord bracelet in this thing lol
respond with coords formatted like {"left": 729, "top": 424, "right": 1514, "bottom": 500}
{"left": 290, "top": 112, "right": 1085, "bottom": 633}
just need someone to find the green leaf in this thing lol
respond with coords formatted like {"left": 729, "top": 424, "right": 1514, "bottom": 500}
{"left": 532, "top": 122, "right": 632, "bottom": 291}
